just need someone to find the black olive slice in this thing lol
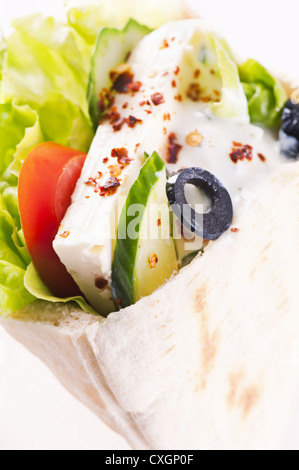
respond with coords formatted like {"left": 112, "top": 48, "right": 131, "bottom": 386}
{"left": 280, "top": 99, "right": 299, "bottom": 160}
{"left": 166, "top": 167, "right": 233, "bottom": 241}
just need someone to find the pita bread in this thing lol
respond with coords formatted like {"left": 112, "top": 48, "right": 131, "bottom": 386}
{"left": 2, "top": 159, "right": 299, "bottom": 450}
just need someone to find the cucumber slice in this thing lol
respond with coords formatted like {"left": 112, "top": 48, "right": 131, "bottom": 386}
{"left": 87, "top": 19, "right": 151, "bottom": 130}
{"left": 112, "top": 152, "right": 178, "bottom": 309}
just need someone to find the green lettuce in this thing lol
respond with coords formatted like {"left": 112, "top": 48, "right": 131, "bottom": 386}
{"left": 0, "top": 12, "right": 97, "bottom": 315}
{"left": 66, "top": 0, "right": 184, "bottom": 44}
{"left": 239, "top": 59, "right": 287, "bottom": 128}
{"left": 210, "top": 35, "right": 249, "bottom": 124}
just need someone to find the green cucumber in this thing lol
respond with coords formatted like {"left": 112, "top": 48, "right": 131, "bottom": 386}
{"left": 112, "top": 152, "right": 178, "bottom": 309}
{"left": 87, "top": 19, "right": 151, "bottom": 130}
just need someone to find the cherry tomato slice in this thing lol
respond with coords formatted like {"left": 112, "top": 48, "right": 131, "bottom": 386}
{"left": 18, "top": 142, "right": 87, "bottom": 298}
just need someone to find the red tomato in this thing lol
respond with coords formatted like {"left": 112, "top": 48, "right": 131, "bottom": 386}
{"left": 18, "top": 142, "right": 87, "bottom": 298}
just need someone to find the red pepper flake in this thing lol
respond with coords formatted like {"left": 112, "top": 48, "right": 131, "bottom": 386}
{"left": 232, "top": 141, "right": 243, "bottom": 147}
{"left": 95, "top": 277, "right": 109, "bottom": 290}
{"left": 157, "top": 219, "right": 162, "bottom": 227}
{"left": 85, "top": 196, "right": 90, "bottom": 199}
{"left": 98, "top": 88, "right": 114, "bottom": 114}
{"left": 258, "top": 153, "right": 266, "bottom": 162}
{"left": 229, "top": 143, "right": 253, "bottom": 164}
{"left": 139, "top": 100, "right": 151, "bottom": 107}
{"left": 151, "top": 92, "right": 165, "bottom": 106}
{"left": 174, "top": 66, "right": 180, "bottom": 75}
{"left": 187, "top": 83, "right": 201, "bottom": 102}
{"left": 111, "top": 147, "right": 132, "bottom": 165}
{"left": 175, "top": 94, "right": 182, "bottom": 102}
{"left": 103, "top": 158, "right": 109, "bottom": 164}
{"left": 60, "top": 231, "right": 70, "bottom": 239}
{"left": 126, "top": 115, "right": 143, "bottom": 128}
{"left": 108, "top": 164, "right": 122, "bottom": 177}
{"left": 163, "top": 71, "right": 169, "bottom": 77}
{"left": 98, "top": 171, "right": 103, "bottom": 178}
{"left": 194, "top": 69, "right": 201, "bottom": 79}
{"left": 107, "top": 106, "right": 121, "bottom": 124}
{"left": 122, "top": 102, "right": 129, "bottom": 109}
{"left": 144, "top": 110, "right": 152, "bottom": 114}
{"left": 171, "top": 37, "right": 175, "bottom": 42}
{"left": 160, "top": 39, "right": 169, "bottom": 49}
{"left": 163, "top": 113, "right": 171, "bottom": 121}
{"left": 135, "top": 143, "right": 141, "bottom": 153}
{"left": 172, "top": 80, "right": 177, "bottom": 88}
{"left": 167, "top": 133, "right": 182, "bottom": 164}
{"left": 113, "top": 117, "right": 126, "bottom": 132}
{"left": 149, "top": 253, "right": 158, "bottom": 269}
{"left": 116, "top": 297, "right": 122, "bottom": 306}
{"left": 127, "top": 81, "right": 142, "bottom": 92}
{"left": 112, "top": 71, "right": 134, "bottom": 93}
{"left": 100, "top": 177, "right": 120, "bottom": 196}
{"left": 163, "top": 127, "right": 167, "bottom": 135}
{"left": 231, "top": 228, "right": 240, "bottom": 233}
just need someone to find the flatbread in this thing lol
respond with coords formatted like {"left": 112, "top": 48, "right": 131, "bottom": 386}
{"left": 2, "top": 160, "right": 299, "bottom": 450}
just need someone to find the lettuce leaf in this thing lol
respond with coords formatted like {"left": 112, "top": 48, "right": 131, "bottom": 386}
{"left": 3, "top": 14, "right": 91, "bottom": 115}
{"left": 0, "top": 11, "right": 96, "bottom": 315}
{"left": 210, "top": 35, "right": 249, "bottom": 124}
{"left": 66, "top": 0, "right": 185, "bottom": 44}
{"left": 239, "top": 59, "right": 287, "bottom": 128}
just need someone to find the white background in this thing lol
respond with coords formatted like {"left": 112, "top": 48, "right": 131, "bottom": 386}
{"left": 0, "top": 0, "right": 298, "bottom": 451}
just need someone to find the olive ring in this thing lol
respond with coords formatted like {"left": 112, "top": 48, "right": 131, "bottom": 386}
{"left": 166, "top": 167, "right": 233, "bottom": 241}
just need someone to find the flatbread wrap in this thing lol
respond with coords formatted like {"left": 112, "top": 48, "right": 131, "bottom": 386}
{"left": 0, "top": 0, "right": 298, "bottom": 450}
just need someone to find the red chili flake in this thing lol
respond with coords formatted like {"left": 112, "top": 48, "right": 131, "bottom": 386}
{"left": 231, "top": 228, "right": 240, "bottom": 233}
{"left": 127, "top": 81, "right": 142, "bottom": 92}
{"left": 172, "top": 80, "right": 177, "bottom": 88}
{"left": 160, "top": 39, "right": 169, "bottom": 49}
{"left": 229, "top": 143, "right": 253, "bottom": 164}
{"left": 98, "top": 171, "right": 103, "bottom": 178}
{"left": 113, "top": 117, "right": 126, "bottom": 132}
{"left": 258, "top": 153, "right": 266, "bottom": 162}
{"left": 194, "top": 69, "right": 201, "bottom": 79}
{"left": 144, "top": 110, "right": 152, "bottom": 114}
{"left": 107, "top": 106, "right": 121, "bottom": 124}
{"left": 100, "top": 177, "right": 120, "bottom": 196}
{"left": 135, "top": 143, "right": 141, "bottom": 153}
{"left": 116, "top": 298, "right": 122, "bottom": 306}
{"left": 122, "top": 102, "right": 129, "bottom": 109}
{"left": 167, "top": 133, "right": 182, "bottom": 164}
{"left": 232, "top": 141, "right": 243, "bottom": 147}
{"left": 95, "top": 277, "right": 109, "bottom": 290}
{"left": 112, "top": 71, "right": 134, "bottom": 93}
{"left": 163, "top": 127, "right": 167, "bottom": 135}
{"left": 126, "top": 115, "right": 143, "bottom": 128}
{"left": 163, "top": 113, "right": 171, "bottom": 121}
{"left": 85, "top": 177, "right": 97, "bottom": 187}
{"left": 157, "top": 219, "right": 162, "bottom": 227}
{"left": 98, "top": 88, "right": 114, "bottom": 114}
{"left": 60, "top": 231, "right": 70, "bottom": 239}
{"left": 103, "top": 158, "right": 109, "bottom": 164}
{"left": 163, "top": 72, "right": 169, "bottom": 77}
{"left": 111, "top": 148, "right": 132, "bottom": 165}
{"left": 139, "top": 100, "right": 151, "bottom": 107}
{"left": 149, "top": 253, "right": 158, "bottom": 269}
{"left": 187, "top": 83, "right": 201, "bottom": 102}
{"left": 171, "top": 37, "right": 175, "bottom": 42}
{"left": 85, "top": 196, "right": 90, "bottom": 199}
{"left": 151, "top": 92, "right": 165, "bottom": 106}
{"left": 175, "top": 94, "right": 182, "bottom": 102}
{"left": 174, "top": 66, "right": 180, "bottom": 75}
